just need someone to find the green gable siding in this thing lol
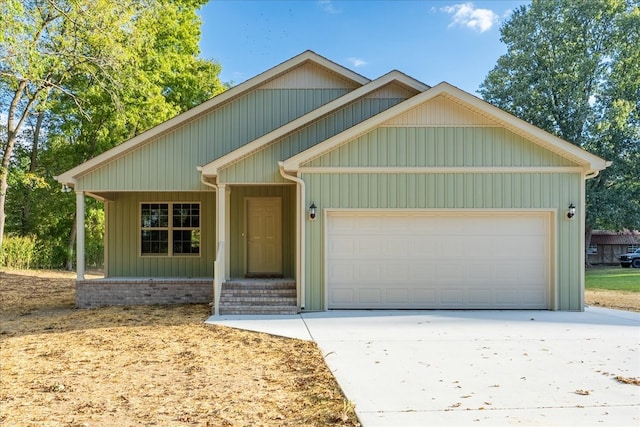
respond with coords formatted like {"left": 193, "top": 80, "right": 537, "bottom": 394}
{"left": 302, "top": 172, "right": 582, "bottom": 311}
{"left": 77, "top": 89, "right": 351, "bottom": 192}
{"left": 228, "top": 185, "right": 296, "bottom": 278}
{"left": 218, "top": 98, "right": 408, "bottom": 183}
{"left": 305, "top": 127, "right": 577, "bottom": 168}
{"left": 104, "top": 192, "right": 216, "bottom": 277}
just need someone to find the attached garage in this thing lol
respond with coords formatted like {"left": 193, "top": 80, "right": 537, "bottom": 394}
{"left": 326, "top": 210, "right": 553, "bottom": 309}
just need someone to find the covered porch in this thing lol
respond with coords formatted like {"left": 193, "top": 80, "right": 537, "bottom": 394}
{"left": 72, "top": 184, "right": 300, "bottom": 313}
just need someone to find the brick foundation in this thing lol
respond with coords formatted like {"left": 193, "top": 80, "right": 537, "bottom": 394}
{"left": 76, "top": 278, "right": 213, "bottom": 308}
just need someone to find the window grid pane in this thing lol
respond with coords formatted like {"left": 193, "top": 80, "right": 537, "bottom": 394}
{"left": 141, "top": 203, "right": 200, "bottom": 256}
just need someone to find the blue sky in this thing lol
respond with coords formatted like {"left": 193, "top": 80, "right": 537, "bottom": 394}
{"left": 198, "top": 0, "right": 530, "bottom": 95}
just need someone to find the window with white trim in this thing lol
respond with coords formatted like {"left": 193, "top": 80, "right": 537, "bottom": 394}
{"left": 587, "top": 244, "right": 598, "bottom": 254}
{"left": 628, "top": 244, "right": 639, "bottom": 252}
{"left": 141, "top": 203, "right": 200, "bottom": 256}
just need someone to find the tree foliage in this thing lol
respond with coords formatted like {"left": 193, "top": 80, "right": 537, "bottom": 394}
{"left": 1, "top": 0, "right": 225, "bottom": 267}
{"left": 479, "top": 0, "right": 640, "bottom": 235}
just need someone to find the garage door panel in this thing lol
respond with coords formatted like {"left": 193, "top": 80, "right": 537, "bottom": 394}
{"left": 468, "top": 289, "right": 492, "bottom": 305}
{"left": 358, "top": 288, "right": 382, "bottom": 304}
{"left": 441, "top": 289, "right": 465, "bottom": 305}
{"left": 384, "top": 238, "right": 411, "bottom": 257}
{"left": 327, "top": 212, "right": 550, "bottom": 309}
{"left": 414, "top": 289, "right": 437, "bottom": 304}
{"left": 356, "top": 238, "right": 382, "bottom": 257}
{"left": 358, "top": 263, "right": 382, "bottom": 281}
{"left": 410, "top": 263, "right": 436, "bottom": 281}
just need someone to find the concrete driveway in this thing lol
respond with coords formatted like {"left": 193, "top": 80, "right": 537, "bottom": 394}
{"left": 206, "top": 307, "right": 640, "bottom": 426}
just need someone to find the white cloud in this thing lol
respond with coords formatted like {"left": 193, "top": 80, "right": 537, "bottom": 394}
{"left": 318, "top": 0, "right": 341, "bottom": 14}
{"left": 348, "top": 57, "right": 367, "bottom": 67}
{"left": 441, "top": 2, "right": 498, "bottom": 33}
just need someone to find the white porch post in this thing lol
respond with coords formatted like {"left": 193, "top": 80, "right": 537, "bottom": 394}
{"left": 76, "top": 191, "right": 85, "bottom": 281}
{"left": 213, "top": 184, "right": 227, "bottom": 316}
{"left": 225, "top": 186, "right": 231, "bottom": 276}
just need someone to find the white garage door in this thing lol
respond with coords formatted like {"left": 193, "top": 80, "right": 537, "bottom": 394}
{"left": 326, "top": 211, "right": 551, "bottom": 309}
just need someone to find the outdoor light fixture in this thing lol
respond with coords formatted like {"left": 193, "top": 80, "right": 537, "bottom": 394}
{"left": 567, "top": 203, "right": 576, "bottom": 219}
{"left": 61, "top": 184, "right": 72, "bottom": 193}
{"left": 309, "top": 202, "right": 317, "bottom": 220}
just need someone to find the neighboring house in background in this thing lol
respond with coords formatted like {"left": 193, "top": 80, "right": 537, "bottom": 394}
{"left": 56, "top": 51, "right": 609, "bottom": 313}
{"left": 587, "top": 230, "right": 640, "bottom": 265}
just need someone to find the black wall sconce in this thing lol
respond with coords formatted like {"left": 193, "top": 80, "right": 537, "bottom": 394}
{"left": 567, "top": 203, "right": 576, "bottom": 219}
{"left": 309, "top": 202, "right": 317, "bottom": 220}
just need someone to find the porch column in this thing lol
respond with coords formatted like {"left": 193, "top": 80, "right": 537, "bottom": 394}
{"left": 76, "top": 191, "right": 85, "bottom": 281}
{"left": 214, "top": 184, "right": 227, "bottom": 316}
{"left": 225, "top": 186, "right": 231, "bottom": 276}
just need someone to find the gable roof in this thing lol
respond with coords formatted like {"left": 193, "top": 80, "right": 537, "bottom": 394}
{"left": 198, "top": 70, "right": 429, "bottom": 177}
{"left": 56, "top": 50, "right": 371, "bottom": 186}
{"left": 282, "top": 82, "right": 610, "bottom": 174}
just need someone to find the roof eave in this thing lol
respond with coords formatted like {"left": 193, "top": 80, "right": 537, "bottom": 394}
{"left": 284, "top": 82, "right": 610, "bottom": 172}
{"left": 56, "top": 50, "right": 371, "bottom": 183}
{"left": 200, "top": 70, "right": 428, "bottom": 177}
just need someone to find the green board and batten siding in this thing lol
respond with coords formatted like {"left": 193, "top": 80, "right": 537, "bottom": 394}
{"left": 218, "top": 97, "right": 409, "bottom": 184}
{"left": 104, "top": 192, "right": 216, "bottom": 277}
{"left": 75, "top": 89, "right": 351, "bottom": 192}
{"left": 300, "top": 125, "right": 584, "bottom": 311}
{"left": 305, "top": 127, "right": 576, "bottom": 168}
{"left": 86, "top": 86, "right": 352, "bottom": 278}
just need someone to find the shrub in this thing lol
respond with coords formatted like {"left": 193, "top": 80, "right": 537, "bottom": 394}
{"left": 1, "top": 235, "right": 37, "bottom": 269}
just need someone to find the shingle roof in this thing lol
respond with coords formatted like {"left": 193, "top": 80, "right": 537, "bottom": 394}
{"left": 591, "top": 231, "right": 640, "bottom": 245}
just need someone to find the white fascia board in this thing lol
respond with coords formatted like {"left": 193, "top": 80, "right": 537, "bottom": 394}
{"left": 283, "top": 82, "right": 609, "bottom": 173}
{"left": 199, "top": 71, "right": 428, "bottom": 177}
{"left": 56, "top": 50, "right": 371, "bottom": 185}
{"left": 298, "top": 166, "right": 586, "bottom": 174}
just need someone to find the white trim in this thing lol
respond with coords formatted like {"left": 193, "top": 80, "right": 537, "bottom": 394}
{"left": 323, "top": 207, "right": 557, "bottom": 214}
{"left": 56, "top": 50, "right": 371, "bottom": 185}
{"left": 323, "top": 208, "right": 556, "bottom": 311}
{"left": 298, "top": 166, "right": 586, "bottom": 174}
{"left": 283, "top": 82, "right": 609, "bottom": 174}
{"left": 216, "top": 185, "right": 228, "bottom": 283}
{"left": 76, "top": 192, "right": 85, "bottom": 281}
{"left": 199, "top": 71, "right": 428, "bottom": 177}
{"left": 278, "top": 162, "right": 305, "bottom": 309}
{"left": 579, "top": 173, "right": 586, "bottom": 311}
{"left": 138, "top": 201, "right": 202, "bottom": 258}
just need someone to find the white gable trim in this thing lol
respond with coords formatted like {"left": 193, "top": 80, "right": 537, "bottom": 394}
{"left": 282, "top": 82, "right": 609, "bottom": 174}
{"left": 56, "top": 50, "right": 371, "bottom": 186}
{"left": 198, "top": 71, "right": 428, "bottom": 177}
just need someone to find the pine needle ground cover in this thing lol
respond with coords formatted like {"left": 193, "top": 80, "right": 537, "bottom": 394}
{"left": 0, "top": 270, "right": 359, "bottom": 426}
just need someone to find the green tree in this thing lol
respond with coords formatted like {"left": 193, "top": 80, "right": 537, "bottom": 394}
{"left": 1, "top": 0, "right": 224, "bottom": 266}
{"left": 479, "top": 0, "right": 640, "bottom": 241}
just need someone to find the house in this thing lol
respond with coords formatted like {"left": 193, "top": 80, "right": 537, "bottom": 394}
{"left": 587, "top": 230, "right": 640, "bottom": 265}
{"left": 56, "top": 50, "right": 609, "bottom": 313}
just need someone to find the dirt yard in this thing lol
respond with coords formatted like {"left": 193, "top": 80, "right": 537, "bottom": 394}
{"left": 585, "top": 288, "right": 640, "bottom": 312}
{"left": 0, "top": 270, "right": 360, "bottom": 426}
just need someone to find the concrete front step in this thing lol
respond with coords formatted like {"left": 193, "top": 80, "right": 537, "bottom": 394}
{"left": 218, "top": 279, "right": 297, "bottom": 315}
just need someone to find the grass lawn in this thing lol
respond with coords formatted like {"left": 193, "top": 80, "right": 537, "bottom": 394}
{"left": 585, "top": 266, "right": 640, "bottom": 292}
